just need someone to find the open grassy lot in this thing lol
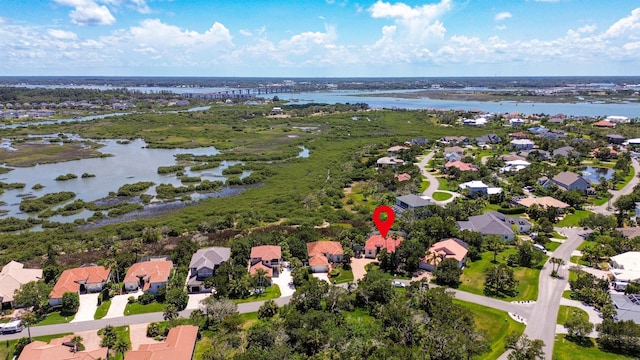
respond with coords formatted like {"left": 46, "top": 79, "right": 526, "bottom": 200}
{"left": 233, "top": 285, "right": 281, "bottom": 304}
{"left": 556, "top": 305, "right": 589, "bottom": 325}
{"left": 432, "top": 191, "right": 453, "bottom": 201}
{"left": 459, "top": 248, "right": 543, "bottom": 301}
{"left": 554, "top": 334, "right": 635, "bottom": 360}
{"left": 454, "top": 299, "right": 525, "bottom": 360}
{"left": 34, "top": 311, "right": 75, "bottom": 326}
{"left": 94, "top": 300, "right": 111, "bottom": 319}
{"left": 124, "top": 301, "right": 165, "bottom": 315}
{"left": 556, "top": 210, "right": 592, "bottom": 227}
{"left": 331, "top": 268, "right": 354, "bottom": 284}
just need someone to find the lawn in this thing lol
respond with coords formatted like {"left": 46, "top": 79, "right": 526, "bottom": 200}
{"left": 330, "top": 268, "right": 354, "bottom": 284}
{"left": 556, "top": 305, "right": 589, "bottom": 325}
{"left": 459, "top": 248, "right": 543, "bottom": 301}
{"left": 94, "top": 300, "right": 111, "bottom": 319}
{"left": 432, "top": 191, "right": 453, "bottom": 201}
{"left": 615, "top": 166, "right": 635, "bottom": 191}
{"left": 454, "top": 299, "right": 525, "bottom": 360}
{"left": 591, "top": 196, "right": 612, "bottom": 206}
{"left": 233, "top": 285, "right": 281, "bottom": 304}
{"left": 544, "top": 241, "right": 561, "bottom": 252}
{"left": 554, "top": 335, "right": 635, "bottom": 360}
{"left": 35, "top": 311, "right": 75, "bottom": 326}
{"left": 562, "top": 290, "right": 572, "bottom": 299}
{"left": 551, "top": 231, "right": 568, "bottom": 240}
{"left": 419, "top": 178, "right": 430, "bottom": 193}
{"left": 0, "top": 333, "right": 72, "bottom": 360}
{"left": 437, "top": 177, "right": 457, "bottom": 191}
{"left": 124, "top": 301, "right": 166, "bottom": 315}
{"left": 556, "top": 210, "right": 593, "bottom": 227}
{"left": 239, "top": 312, "right": 259, "bottom": 329}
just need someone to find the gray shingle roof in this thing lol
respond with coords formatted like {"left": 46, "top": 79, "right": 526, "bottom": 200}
{"left": 456, "top": 212, "right": 514, "bottom": 237}
{"left": 189, "top": 247, "right": 231, "bottom": 270}
{"left": 612, "top": 294, "right": 640, "bottom": 323}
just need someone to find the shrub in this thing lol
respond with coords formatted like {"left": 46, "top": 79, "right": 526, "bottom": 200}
{"left": 138, "top": 292, "right": 155, "bottom": 305}
{"left": 127, "top": 296, "right": 136, "bottom": 304}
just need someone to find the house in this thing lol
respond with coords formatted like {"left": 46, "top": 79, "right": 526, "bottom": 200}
{"left": 611, "top": 294, "right": 640, "bottom": 324}
{"left": 364, "top": 235, "right": 404, "bottom": 259}
{"left": 516, "top": 196, "right": 570, "bottom": 210}
{"left": 376, "top": 156, "right": 405, "bottom": 168}
{"left": 457, "top": 211, "right": 531, "bottom": 241}
{"left": 407, "top": 137, "right": 429, "bottom": 146}
{"left": 544, "top": 171, "right": 591, "bottom": 192}
{"left": 509, "top": 132, "right": 530, "bottom": 139}
{"left": 607, "top": 115, "right": 630, "bottom": 124}
{"left": 395, "top": 173, "right": 412, "bottom": 182}
{"left": 387, "top": 145, "right": 409, "bottom": 156}
{"left": 187, "top": 247, "right": 231, "bottom": 293}
{"left": 0, "top": 261, "right": 42, "bottom": 308}
{"left": 459, "top": 180, "right": 502, "bottom": 196}
{"left": 395, "top": 194, "right": 432, "bottom": 212}
{"left": 521, "top": 149, "right": 550, "bottom": 161}
{"left": 593, "top": 120, "right": 616, "bottom": 128}
{"left": 270, "top": 107, "right": 283, "bottom": 115}
{"left": 444, "top": 152, "right": 463, "bottom": 162}
{"left": 444, "top": 161, "right": 478, "bottom": 172}
{"left": 124, "top": 325, "right": 198, "bottom": 360}
{"left": 49, "top": 265, "right": 110, "bottom": 306}
{"left": 616, "top": 227, "right": 640, "bottom": 239}
{"left": 552, "top": 146, "right": 577, "bottom": 158}
{"left": 18, "top": 335, "right": 108, "bottom": 360}
{"left": 123, "top": 259, "right": 173, "bottom": 294}
{"left": 528, "top": 126, "right": 548, "bottom": 135}
{"left": 500, "top": 154, "right": 527, "bottom": 162}
{"left": 610, "top": 252, "right": 640, "bottom": 290}
{"left": 475, "top": 134, "right": 501, "bottom": 146}
{"left": 510, "top": 139, "right": 535, "bottom": 150}
{"left": 419, "top": 238, "right": 469, "bottom": 271}
{"left": 509, "top": 118, "right": 526, "bottom": 127}
{"left": 444, "top": 146, "right": 465, "bottom": 155}
{"left": 439, "top": 136, "right": 469, "bottom": 145}
{"left": 307, "top": 241, "right": 344, "bottom": 273}
{"left": 250, "top": 245, "right": 281, "bottom": 279}
{"left": 607, "top": 134, "right": 626, "bottom": 144}
{"left": 501, "top": 159, "right": 531, "bottom": 172}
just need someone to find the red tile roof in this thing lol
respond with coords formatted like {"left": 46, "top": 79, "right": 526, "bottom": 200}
{"left": 395, "top": 173, "right": 412, "bottom": 182}
{"left": 249, "top": 262, "right": 273, "bottom": 277}
{"left": 124, "top": 260, "right": 173, "bottom": 292}
{"left": 444, "top": 161, "right": 478, "bottom": 172}
{"left": 18, "top": 335, "right": 108, "bottom": 360}
{"left": 422, "top": 239, "right": 468, "bottom": 267}
{"left": 125, "top": 325, "right": 199, "bottom": 360}
{"left": 250, "top": 245, "right": 281, "bottom": 261}
{"left": 307, "top": 241, "right": 343, "bottom": 258}
{"left": 365, "top": 235, "right": 404, "bottom": 253}
{"left": 593, "top": 120, "right": 616, "bottom": 128}
{"left": 50, "top": 266, "right": 110, "bottom": 299}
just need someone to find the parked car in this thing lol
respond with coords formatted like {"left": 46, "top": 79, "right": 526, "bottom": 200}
{"left": 533, "top": 244, "right": 547, "bottom": 254}
{"left": 392, "top": 280, "right": 406, "bottom": 288}
{"left": 0, "top": 319, "right": 23, "bottom": 335}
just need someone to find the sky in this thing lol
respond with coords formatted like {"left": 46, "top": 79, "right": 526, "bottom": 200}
{"left": 1, "top": 0, "right": 639, "bottom": 77}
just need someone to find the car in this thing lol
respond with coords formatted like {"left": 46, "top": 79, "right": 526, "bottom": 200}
{"left": 533, "top": 244, "right": 547, "bottom": 254}
{"left": 392, "top": 280, "right": 406, "bottom": 288}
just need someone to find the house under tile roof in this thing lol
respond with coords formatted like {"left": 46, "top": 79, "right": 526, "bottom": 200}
{"left": 423, "top": 238, "right": 469, "bottom": 267}
{"left": 123, "top": 259, "right": 173, "bottom": 292}
{"left": 249, "top": 262, "right": 273, "bottom": 277}
{"left": 365, "top": 235, "right": 404, "bottom": 253}
{"left": 124, "top": 325, "right": 199, "bottom": 360}
{"left": 250, "top": 245, "right": 281, "bottom": 261}
{"left": 18, "top": 335, "right": 108, "bottom": 360}
{"left": 50, "top": 265, "right": 110, "bottom": 300}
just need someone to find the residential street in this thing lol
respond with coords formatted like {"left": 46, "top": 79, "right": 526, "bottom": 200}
{"left": 498, "top": 226, "right": 587, "bottom": 360}
{"left": 589, "top": 158, "right": 640, "bottom": 215}
{"left": 416, "top": 151, "right": 460, "bottom": 204}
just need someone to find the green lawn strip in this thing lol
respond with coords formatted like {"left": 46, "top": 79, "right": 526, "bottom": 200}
{"left": 616, "top": 167, "right": 635, "bottom": 190}
{"left": 432, "top": 191, "right": 453, "bottom": 201}
{"left": 544, "top": 241, "right": 561, "bottom": 252}
{"left": 124, "top": 301, "right": 166, "bottom": 315}
{"left": 556, "top": 305, "right": 589, "bottom": 325}
{"left": 366, "top": 263, "right": 412, "bottom": 280}
{"left": 0, "top": 333, "right": 73, "bottom": 360}
{"left": 459, "top": 249, "right": 542, "bottom": 301}
{"left": 94, "top": 300, "right": 111, "bottom": 320}
{"left": 482, "top": 203, "right": 502, "bottom": 213}
{"left": 437, "top": 177, "right": 456, "bottom": 191}
{"left": 562, "top": 290, "right": 572, "bottom": 299}
{"left": 556, "top": 210, "right": 593, "bottom": 227}
{"left": 551, "top": 231, "right": 568, "bottom": 240}
{"left": 331, "top": 269, "right": 354, "bottom": 284}
{"left": 591, "top": 196, "right": 611, "bottom": 206}
{"left": 453, "top": 299, "right": 525, "bottom": 360}
{"left": 419, "top": 179, "right": 430, "bottom": 193}
{"left": 233, "top": 285, "right": 281, "bottom": 304}
{"left": 553, "top": 334, "right": 635, "bottom": 360}
{"left": 34, "top": 311, "right": 75, "bottom": 326}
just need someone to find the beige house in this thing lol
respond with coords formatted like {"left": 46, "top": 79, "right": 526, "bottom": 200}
{"left": 0, "top": 261, "right": 42, "bottom": 308}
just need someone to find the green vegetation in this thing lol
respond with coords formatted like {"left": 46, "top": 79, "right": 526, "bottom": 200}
{"left": 124, "top": 301, "right": 166, "bottom": 315}
{"left": 454, "top": 299, "right": 526, "bottom": 360}
{"left": 19, "top": 191, "right": 76, "bottom": 212}
{"left": 330, "top": 269, "right": 354, "bottom": 284}
{"left": 551, "top": 231, "right": 567, "bottom": 240}
{"left": 545, "top": 241, "right": 561, "bottom": 252}
{"left": 556, "top": 210, "right": 593, "bottom": 227}
{"left": 157, "top": 165, "right": 184, "bottom": 174}
{"left": 432, "top": 191, "right": 453, "bottom": 201}
{"left": 233, "top": 285, "right": 281, "bottom": 304}
{"left": 55, "top": 173, "right": 78, "bottom": 181}
{"left": 557, "top": 305, "right": 588, "bottom": 325}
{"left": 554, "top": 335, "right": 635, "bottom": 360}
{"left": 95, "top": 300, "right": 111, "bottom": 319}
{"left": 116, "top": 181, "right": 154, "bottom": 196}
{"left": 34, "top": 311, "right": 75, "bottom": 326}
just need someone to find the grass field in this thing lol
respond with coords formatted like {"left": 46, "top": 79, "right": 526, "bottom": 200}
{"left": 233, "top": 285, "right": 281, "bottom": 304}
{"left": 124, "top": 301, "right": 165, "bottom": 315}
{"left": 562, "top": 290, "right": 572, "bottom": 299}
{"left": 556, "top": 305, "right": 589, "bottom": 325}
{"left": 331, "top": 269, "right": 354, "bottom": 284}
{"left": 545, "top": 241, "right": 561, "bottom": 252}
{"left": 454, "top": 299, "right": 526, "bottom": 360}
{"left": 432, "top": 191, "right": 453, "bottom": 201}
{"left": 35, "top": 311, "right": 75, "bottom": 326}
{"left": 553, "top": 335, "right": 635, "bottom": 360}
{"left": 94, "top": 300, "right": 111, "bottom": 319}
{"left": 556, "top": 210, "right": 592, "bottom": 227}
{"left": 459, "top": 249, "right": 543, "bottom": 301}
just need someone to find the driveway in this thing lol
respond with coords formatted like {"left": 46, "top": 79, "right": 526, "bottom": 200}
{"left": 71, "top": 293, "right": 100, "bottom": 323}
{"left": 589, "top": 158, "right": 640, "bottom": 215}
{"left": 351, "top": 258, "right": 377, "bottom": 282}
{"left": 186, "top": 293, "right": 210, "bottom": 310}
{"left": 129, "top": 323, "right": 161, "bottom": 349}
{"left": 415, "top": 152, "right": 460, "bottom": 205}
{"left": 312, "top": 273, "right": 330, "bottom": 283}
{"left": 74, "top": 329, "right": 102, "bottom": 350}
{"left": 104, "top": 290, "right": 142, "bottom": 319}
{"left": 271, "top": 268, "right": 295, "bottom": 297}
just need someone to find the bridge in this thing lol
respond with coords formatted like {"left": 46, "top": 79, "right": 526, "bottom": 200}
{"left": 182, "top": 86, "right": 294, "bottom": 100}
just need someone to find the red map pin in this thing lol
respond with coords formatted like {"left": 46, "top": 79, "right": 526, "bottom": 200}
{"left": 373, "top": 205, "right": 395, "bottom": 238}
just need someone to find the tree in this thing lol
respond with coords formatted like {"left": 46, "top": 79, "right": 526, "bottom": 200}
{"left": 579, "top": 213, "right": 617, "bottom": 234}
{"left": 258, "top": 299, "right": 279, "bottom": 319}
{"left": 13, "top": 337, "right": 32, "bottom": 358}
{"left": 112, "top": 337, "right": 130, "bottom": 359}
{"left": 505, "top": 333, "right": 545, "bottom": 360}
{"left": 550, "top": 257, "right": 566, "bottom": 277}
{"left": 200, "top": 296, "right": 238, "bottom": 326}
{"left": 433, "top": 258, "right": 463, "bottom": 288}
{"left": 517, "top": 242, "right": 543, "bottom": 268}
{"left": 70, "top": 335, "right": 84, "bottom": 352}
{"left": 165, "top": 287, "right": 188, "bottom": 310}
{"left": 484, "top": 264, "right": 518, "bottom": 297}
{"left": 485, "top": 236, "right": 503, "bottom": 263}
{"left": 13, "top": 280, "right": 52, "bottom": 311}
{"left": 564, "top": 310, "right": 593, "bottom": 338}
{"left": 100, "top": 325, "right": 117, "bottom": 349}
{"left": 61, "top": 292, "right": 80, "bottom": 316}
{"left": 163, "top": 303, "right": 179, "bottom": 322}
{"left": 597, "top": 319, "right": 640, "bottom": 355}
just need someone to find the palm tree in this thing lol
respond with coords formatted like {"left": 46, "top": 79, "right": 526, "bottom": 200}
{"left": 112, "top": 337, "right": 130, "bottom": 359}
{"left": 254, "top": 268, "right": 268, "bottom": 288}
{"left": 550, "top": 257, "right": 566, "bottom": 277}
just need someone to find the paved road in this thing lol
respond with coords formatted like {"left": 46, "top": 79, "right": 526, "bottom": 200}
{"left": 498, "top": 227, "right": 587, "bottom": 360}
{"left": 415, "top": 151, "right": 460, "bottom": 204}
{"left": 589, "top": 158, "right": 640, "bottom": 215}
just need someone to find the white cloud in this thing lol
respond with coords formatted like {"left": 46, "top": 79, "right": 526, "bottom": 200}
{"left": 55, "top": 0, "right": 116, "bottom": 26}
{"left": 577, "top": 24, "right": 597, "bottom": 33}
{"left": 495, "top": 25, "right": 507, "bottom": 31}
{"left": 603, "top": 7, "right": 640, "bottom": 39}
{"left": 239, "top": 29, "right": 252, "bottom": 36}
{"left": 47, "top": 29, "right": 79, "bottom": 40}
{"left": 368, "top": 0, "right": 451, "bottom": 44}
{"left": 494, "top": 12, "right": 512, "bottom": 21}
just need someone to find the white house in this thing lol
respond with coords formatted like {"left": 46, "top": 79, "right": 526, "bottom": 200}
{"left": 459, "top": 181, "right": 502, "bottom": 196}
{"left": 610, "top": 251, "right": 640, "bottom": 290}
{"left": 511, "top": 139, "right": 535, "bottom": 150}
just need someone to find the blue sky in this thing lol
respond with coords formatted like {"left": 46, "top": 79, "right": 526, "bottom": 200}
{"left": 1, "top": 0, "right": 639, "bottom": 77}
